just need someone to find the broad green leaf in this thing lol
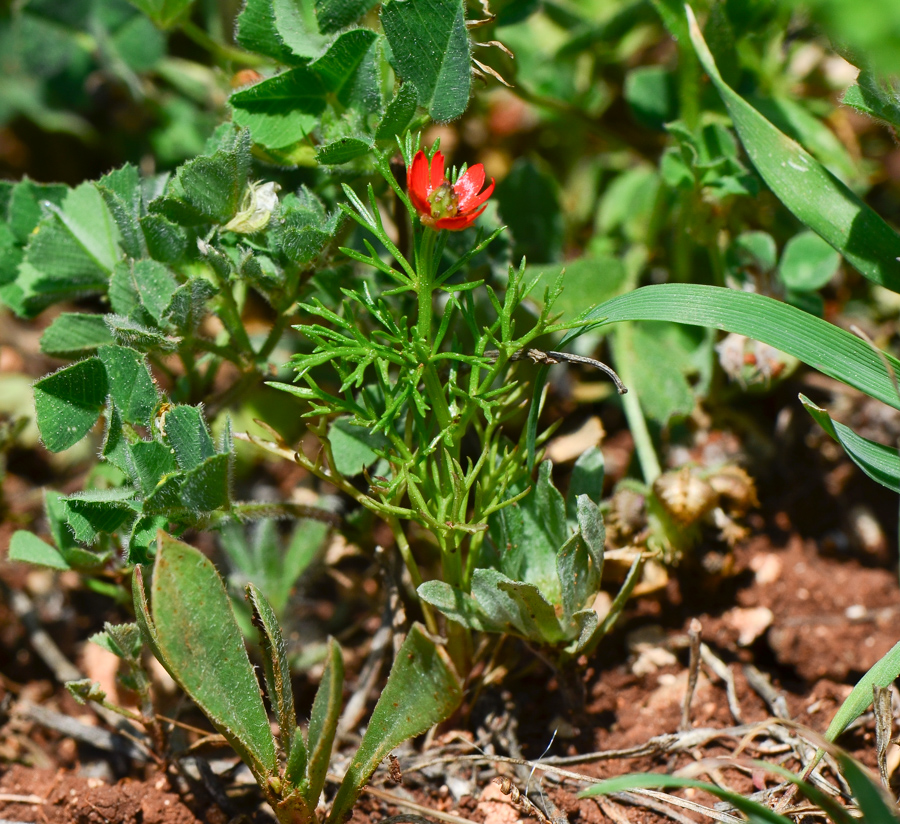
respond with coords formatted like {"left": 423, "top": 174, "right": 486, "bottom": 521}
{"left": 580, "top": 774, "right": 793, "bottom": 824}
{"left": 8, "top": 531, "right": 70, "bottom": 570}
{"left": 575, "top": 494, "right": 605, "bottom": 570}
{"left": 40, "top": 314, "right": 114, "bottom": 358}
{"left": 486, "top": 461, "right": 566, "bottom": 601}
{"left": 800, "top": 395, "right": 900, "bottom": 492}
{"left": 469, "top": 568, "right": 549, "bottom": 638}
{"left": 624, "top": 65, "right": 675, "bottom": 130}
{"left": 45, "top": 491, "right": 80, "bottom": 556}
{"left": 179, "top": 454, "right": 231, "bottom": 512}
{"left": 284, "top": 727, "right": 309, "bottom": 790}
{"left": 177, "top": 135, "right": 252, "bottom": 224}
{"left": 128, "top": 516, "right": 168, "bottom": 564}
{"left": 496, "top": 159, "right": 562, "bottom": 264}
{"left": 109, "top": 259, "right": 178, "bottom": 325}
{"left": 497, "top": 578, "right": 565, "bottom": 643}
{"left": 567, "top": 447, "right": 605, "bottom": 523}
{"left": 310, "top": 29, "right": 381, "bottom": 110}
{"left": 128, "top": 440, "right": 179, "bottom": 496}
{"left": 778, "top": 231, "right": 841, "bottom": 292}
{"left": 97, "top": 164, "right": 145, "bottom": 259}
{"left": 417, "top": 580, "right": 499, "bottom": 632}
{"left": 246, "top": 584, "right": 296, "bottom": 757}
{"left": 13, "top": 183, "right": 120, "bottom": 316}
{"left": 316, "top": 137, "right": 374, "bottom": 165}
{"left": 375, "top": 83, "right": 419, "bottom": 141}
{"left": 164, "top": 278, "right": 216, "bottom": 330}
{"left": 148, "top": 533, "right": 278, "bottom": 780}
{"left": 381, "top": 0, "right": 471, "bottom": 123}
{"left": 102, "top": 403, "right": 131, "bottom": 474}
{"left": 230, "top": 68, "right": 327, "bottom": 150}
{"left": 526, "top": 255, "right": 632, "bottom": 324}
{"left": 33, "top": 357, "right": 108, "bottom": 452}
{"left": 315, "top": 0, "right": 378, "bottom": 32}
{"left": 105, "top": 315, "right": 177, "bottom": 351}
{"left": 327, "top": 624, "right": 461, "bottom": 824}
{"left": 273, "top": 0, "right": 329, "bottom": 59}
{"left": 328, "top": 417, "right": 387, "bottom": 475}
{"left": 686, "top": 6, "right": 900, "bottom": 293}
{"left": 97, "top": 345, "right": 158, "bottom": 426}
{"left": 125, "top": 0, "right": 194, "bottom": 28}
{"left": 306, "top": 637, "right": 343, "bottom": 807}
{"left": 843, "top": 71, "right": 900, "bottom": 131}
{"left": 140, "top": 213, "right": 188, "bottom": 262}
{"left": 164, "top": 405, "right": 216, "bottom": 471}
{"left": 569, "top": 284, "right": 900, "bottom": 412}
{"left": 63, "top": 488, "right": 139, "bottom": 544}
{"left": 236, "top": 0, "right": 301, "bottom": 64}
{"left": 5, "top": 179, "right": 68, "bottom": 245}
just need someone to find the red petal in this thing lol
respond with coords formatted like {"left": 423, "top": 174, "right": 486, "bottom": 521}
{"left": 453, "top": 164, "right": 486, "bottom": 209}
{"left": 407, "top": 151, "right": 431, "bottom": 215}
{"left": 434, "top": 203, "right": 489, "bottom": 231}
{"left": 460, "top": 177, "right": 494, "bottom": 213}
{"left": 430, "top": 151, "right": 447, "bottom": 191}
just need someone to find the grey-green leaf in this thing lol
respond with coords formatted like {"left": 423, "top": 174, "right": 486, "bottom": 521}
{"left": 147, "top": 533, "right": 278, "bottom": 781}
{"left": 326, "top": 624, "right": 461, "bottom": 824}
{"left": 306, "top": 637, "right": 343, "bottom": 808}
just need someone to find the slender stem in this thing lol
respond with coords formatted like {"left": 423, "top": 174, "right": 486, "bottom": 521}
{"left": 388, "top": 517, "right": 438, "bottom": 636}
{"left": 179, "top": 20, "right": 269, "bottom": 67}
{"left": 612, "top": 323, "right": 661, "bottom": 484}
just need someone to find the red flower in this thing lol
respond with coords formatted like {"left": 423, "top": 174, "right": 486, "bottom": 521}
{"left": 407, "top": 150, "right": 494, "bottom": 231}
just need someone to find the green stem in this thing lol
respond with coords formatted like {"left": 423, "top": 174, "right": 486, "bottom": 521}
{"left": 179, "top": 20, "right": 268, "bottom": 67}
{"left": 612, "top": 323, "right": 661, "bottom": 484}
{"left": 388, "top": 518, "right": 438, "bottom": 636}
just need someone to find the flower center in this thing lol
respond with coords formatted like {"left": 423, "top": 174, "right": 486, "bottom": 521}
{"left": 427, "top": 182, "right": 459, "bottom": 220}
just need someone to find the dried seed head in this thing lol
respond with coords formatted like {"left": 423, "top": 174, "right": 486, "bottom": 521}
{"left": 653, "top": 468, "right": 716, "bottom": 526}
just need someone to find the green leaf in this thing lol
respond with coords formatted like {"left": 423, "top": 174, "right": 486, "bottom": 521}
{"left": 496, "top": 159, "right": 563, "bottom": 264}
{"left": 164, "top": 405, "right": 216, "bottom": 471}
{"left": 97, "top": 164, "right": 145, "bottom": 259}
{"left": 63, "top": 488, "right": 139, "bottom": 544}
{"left": 165, "top": 278, "right": 216, "bottom": 331}
{"left": 105, "top": 315, "right": 177, "bottom": 351}
{"left": 128, "top": 440, "right": 179, "bottom": 496}
{"left": 98, "top": 345, "right": 158, "bottom": 426}
{"left": 4, "top": 179, "right": 68, "bottom": 246}
{"left": 487, "top": 461, "right": 567, "bottom": 601}
{"left": 315, "top": 0, "right": 378, "bottom": 33}
{"left": 580, "top": 774, "right": 793, "bottom": 824}
{"left": 380, "top": 0, "right": 471, "bottom": 122}
{"left": 686, "top": 6, "right": 900, "bottom": 293}
{"left": 569, "top": 284, "right": 900, "bottom": 413}
{"left": 623, "top": 65, "right": 675, "bottom": 130}
{"left": 246, "top": 583, "right": 296, "bottom": 757}
{"left": 843, "top": 71, "right": 900, "bottom": 131}
{"left": 316, "top": 137, "right": 374, "bottom": 165}
{"left": 236, "top": 0, "right": 301, "bottom": 64}
{"left": 102, "top": 403, "right": 131, "bottom": 474}
{"left": 778, "top": 231, "right": 841, "bottom": 292}
{"left": 284, "top": 727, "right": 309, "bottom": 791}
{"left": 141, "top": 213, "right": 188, "bottom": 262}
{"left": 306, "top": 637, "right": 343, "bottom": 807}
{"left": 177, "top": 134, "right": 252, "bottom": 224}
{"left": 837, "top": 752, "right": 900, "bottom": 823}
{"left": 230, "top": 68, "right": 327, "bottom": 150}
{"left": 12, "top": 182, "right": 120, "bottom": 316}
{"left": 801, "top": 395, "right": 900, "bottom": 493}
{"left": 310, "top": 29, "right": 381, "bottom": 111}
{"left": 8, "top": 531, "right": 70, "bottom": 570}
{"left": 179, "top": 454, "right": 231, "bottom": 512}
{"left": 375, "top": 83, "right": 419, "bottom": 141}
{"left": 109, "top": 259, "right": 178, "bottom": 325}
{"left": 328, "top": 417, "right": 387, "bottom": 476}
{"left": 33, "top": 357, "right": 108, "bottom": 452}
{"left": 145, "top": 533, "right": 278, "bottom": 780}
{"left": 40, "top": 314, "right": 114, "bottom": 358}
{"left": 496, "top": 578, "right": 565, "bottom": 643}
{"left": 273, "top": 0, "right": 329, "bottom": 59}
{"left": 125, "top": 0, "right": 194, "bottom": 29}
{"left": 417, "top": 580, "right": 499, "bottom": 632}
{"left": 327, "top": 624, "right": 461, "bottom": 824}
{"left": 567, "top": 447, "right": 605, "bottom": 523}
